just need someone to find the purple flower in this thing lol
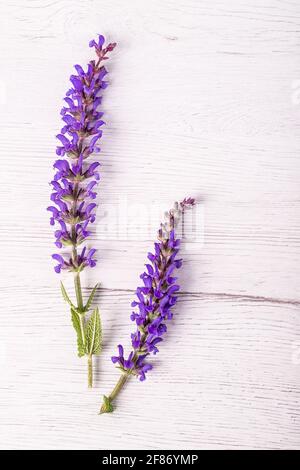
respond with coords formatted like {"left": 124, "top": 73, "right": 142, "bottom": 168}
{"left": 111, "top": 198, "right": 195, "bottom": 381}
{"left": 48, "top": 35, "right": 116, "bottom": 273}
{"left": 52, "top": 246, "right": 97, "bottom": 273}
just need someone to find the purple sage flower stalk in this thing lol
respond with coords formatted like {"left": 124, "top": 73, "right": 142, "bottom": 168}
{"left": 47, "top": 35, "right": 116, "bottom": 388}
{"left": 100, "top": 198, "right": 195, "bottom": 413}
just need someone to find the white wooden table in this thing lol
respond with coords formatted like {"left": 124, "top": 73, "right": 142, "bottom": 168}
{"left": 0, "top": 0, "right": 300, "bottom": 450}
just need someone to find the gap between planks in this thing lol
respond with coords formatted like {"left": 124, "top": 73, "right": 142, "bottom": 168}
{"left": 80, "top": 287, "right": 300, "bottom": 308}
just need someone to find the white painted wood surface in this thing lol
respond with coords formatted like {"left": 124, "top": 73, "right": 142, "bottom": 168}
{"left": 0, "top": 0, "right": 300, "bottom": 450}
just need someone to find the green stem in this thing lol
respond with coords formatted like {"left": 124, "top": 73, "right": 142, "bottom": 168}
{"left": 74, "top": 271, "right": 86, "bottom": 347}
{"left": 100, "top": 373, "right": 129, "bottom": 414}
{"left": 74, "top": 270, "right": 94, "bottom": 387}
{"left": 74, "top": 272, "right": 84, "bottom": 312}
{"left": 78, "top": 312, "right": 86, "bottom": 348}
{"left": 109, "top": 373, "right": 128, "bottom": 401}
{"left": 88, "top": 355, "right": 93, "bottom": 388}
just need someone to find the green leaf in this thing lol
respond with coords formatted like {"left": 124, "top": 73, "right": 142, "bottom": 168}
{"left": 100, "top": 395, "right": 114, "bottom": 414}
{"left": 61, "top": 282, "right": 75, "bottom": 309}
{"left": 71, "top": 307, "right": 86, "bottom": 357}
{"left": 85, "top": 307, "right": 102, "bottom": 356}
{"left": 84, "top": 283, "right": 99, "bottom": 312}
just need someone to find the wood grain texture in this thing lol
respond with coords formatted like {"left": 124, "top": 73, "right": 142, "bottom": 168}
{"left": 0, "top": 0, "right": 300, "bottom": 450}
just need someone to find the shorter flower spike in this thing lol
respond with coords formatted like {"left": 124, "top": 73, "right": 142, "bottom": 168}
{"left": 99, "top": 197, "right": 195, "bottom": 414}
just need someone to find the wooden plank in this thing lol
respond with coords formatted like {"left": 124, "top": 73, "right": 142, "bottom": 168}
{"left": 0, "top": 292, "right": 299, "bottom": 449}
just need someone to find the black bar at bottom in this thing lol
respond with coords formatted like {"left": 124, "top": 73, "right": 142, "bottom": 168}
{"left": 0, "top": 449, "right": 297, "bottom": 464}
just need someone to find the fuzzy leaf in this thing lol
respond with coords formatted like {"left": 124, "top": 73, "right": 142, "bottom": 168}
{"left": 71, "top": 308, "right": 85, "bottom": 357}
{"left": 84, "top": 283, "right": 99, "bottom": 312}
{"left": 85, "top": 307, "right": 102, "bottom": 355}
{"left": 61, "top": 282, "right": 75, "bottom": 309}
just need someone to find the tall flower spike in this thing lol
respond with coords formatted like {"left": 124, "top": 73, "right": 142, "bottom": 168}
{"left": 47, "top": 35, "right": 116, "bottom": 387}
{"left": 100, "top": 197, "right": 196, "bottom": 413}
